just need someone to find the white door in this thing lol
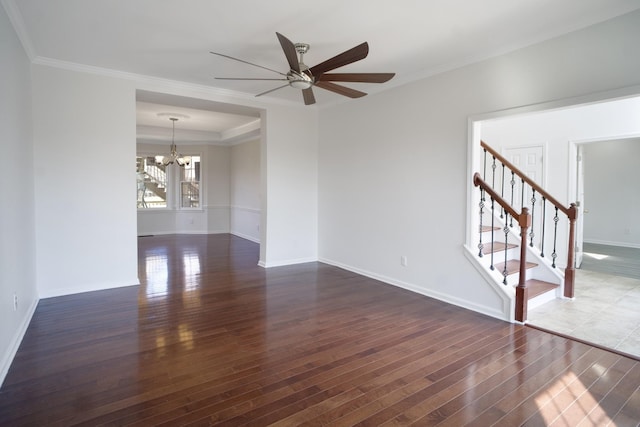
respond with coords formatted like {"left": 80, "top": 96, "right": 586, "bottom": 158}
{"left": 575, "top": 145, "right": 585, "bottom": 268}
{"left": 502, "top": 145, "right": 544, "bottom": 246}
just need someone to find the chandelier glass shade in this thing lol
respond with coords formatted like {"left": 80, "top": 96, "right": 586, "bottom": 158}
{"left": 156, "top": 117, "right": 191, "bottom": 167}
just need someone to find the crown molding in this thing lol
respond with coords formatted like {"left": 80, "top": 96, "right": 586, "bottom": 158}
{"left": 31, "top": 56, "right": 306, "bottom": 109}
{"left": 136, "top": 119, "right": 260, "bottom": 146}
{"left": 221, "top": 119, "right": 261, "bottom": 143}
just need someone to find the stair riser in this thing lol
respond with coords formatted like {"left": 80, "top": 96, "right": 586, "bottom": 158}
{"left": 478, "top": 249, "right": 520, "bottom": 269}
{"left": 498, "top": 268, "right": 535, "bottom": 287}
{"left": 527, "top": 288, "right": 559, "bottom": 310}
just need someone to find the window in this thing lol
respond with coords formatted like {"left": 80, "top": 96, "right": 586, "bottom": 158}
{"left": 137, "top": 156, "right": 168, "bottom": 208}
{"left": 180, "top": 156, "right": 201, "bottom": 208}
{"left": 137, "top": 154, "right": 202, "bottom": 209}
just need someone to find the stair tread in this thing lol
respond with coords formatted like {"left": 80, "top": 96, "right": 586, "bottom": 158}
{"left": 494, "top": 260, "right": 538, "bottom": 275}
{"left": 481, "top": 241, "right": 518, "bottom": 255}
{"left": 525, "top": 279, "right": 559, "bottom": 299}
{"left": 481, "top": 225, "right": 501, "bottom": 232}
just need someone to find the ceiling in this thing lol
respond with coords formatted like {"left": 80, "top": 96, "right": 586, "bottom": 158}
{"left": 135, "top": 91, "right": 261, "bottom": 145}
{"left": 5, "top": 0, "right": 640, "bottom": 138}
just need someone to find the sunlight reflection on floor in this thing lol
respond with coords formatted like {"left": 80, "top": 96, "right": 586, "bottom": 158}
{"left": 583, "top": 252, "right": 609, "bottom": 261}
{"left": 534, "top": 370, "right": 612, "bottom": 425}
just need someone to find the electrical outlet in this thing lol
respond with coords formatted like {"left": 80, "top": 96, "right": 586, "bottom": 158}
{"left": 401, "top": 256, "right": 408, "bottom": 267}
{"left": 13, "top": 293, "right": 18, "bottom": 311}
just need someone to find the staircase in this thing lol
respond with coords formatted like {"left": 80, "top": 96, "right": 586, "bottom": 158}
{"left": 136, "top": 157, "right": 168, "bottom": 208}
{"left": 471, "top": 141, "right": 578, "bottom": 323}
{"left": 478, "top": 212, "right": 561, "bottom": 315}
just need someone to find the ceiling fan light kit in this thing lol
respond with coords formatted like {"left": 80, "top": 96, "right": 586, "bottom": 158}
{"left": 211, "top": 32, "right": 395, "bottom": 105}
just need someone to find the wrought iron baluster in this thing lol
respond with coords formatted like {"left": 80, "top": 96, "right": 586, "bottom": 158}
{"left": 502, "top": 213, "right": 510, "bottom": 285}
{"left": 529, "top": 189, "right": 536, "bottom": 247}
{"left": 540, "top": 197, "right": 546, "bottom": 257}
{"left": 551, "top": 206, "right": 559, "bottom": 268}
{"left": 520, "top": 178, "right": 525, "bottom": 211}
{"left": 483, "top": 149, "right": 487, "bottom": 181}
{"left": 500, "top": 163, "right": 505, "bottom": 219}
{"left": 490, "top": 197, "right": 495, "bottom": 270}
{"left": 509, "top": 171, "right": 515, "bottom": 228}
{"left": 478, "top": 187, "right": 485, "bottom": 257}
{"left": 491, "top": 156, "right": 497, "bottom": 189}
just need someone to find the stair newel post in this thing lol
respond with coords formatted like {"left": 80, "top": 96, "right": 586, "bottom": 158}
{"left": 515, "top": 207, "right": 531, "bottom": 323}
{"left": 564, "top": 203, "right": 578, "bottom": 298}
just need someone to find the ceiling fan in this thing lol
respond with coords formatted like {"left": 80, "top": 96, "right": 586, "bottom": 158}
{"left": 211, "top": 32, "right": 395, "bottom": 105}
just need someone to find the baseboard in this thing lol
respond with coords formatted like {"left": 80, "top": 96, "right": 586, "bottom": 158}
{"left": 318, "top": 256, "right": 510, "bottom": 322}
{"left": 38, "top": 280, "right": 140, "bottom": 299}
{"left": 230, "top": 231, "right": 260, "bottom": 244}
{"left": 583, "top": 239, "right": 640, "bottom": 249}
{"left": 137, "top": 230, "right": 229, "bottom": 236}
{"left": 0, "top": 296, "right": 39, "bottom": 387}
{"left": 260, "top": 257, "right": 318, "bottom": 268}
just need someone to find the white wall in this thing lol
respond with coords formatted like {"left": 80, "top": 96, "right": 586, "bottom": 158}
{"left": 318, "top": 10, "right": 640, "bottom": 320}
{"left": 260, "top": 106, "right": 318, "bottom": 267}
{"left": 32, "top": 66, "right": 139, "bottom": 298}
{"left": 230, "top": 139, "right": 261, "bottom": 243}
{"left": 583, "top": 138, "right": 640, "bottom": 247}
{"left": 136, "top": 142, "right": 231, "bottom": 235}
{"left": 205, "top": 144, "right": 231, "bottom": 233}
{"left": 0, "top": 5, "right": 38, "bottom": 385}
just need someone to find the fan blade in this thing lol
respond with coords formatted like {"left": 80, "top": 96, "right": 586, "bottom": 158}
{"left": 317, "top": 73, "right": 395, "bottom": 83}
{"left": 309, "top": 42, "right": 369, "bottom": 76}
{"left": 302, "top": 88, "right": 316, "bottom": 105}
{"left": 276, "top": 32, "right": 300, "bottom": 73}
{"left": 216, "top": 77, "right": 287, "bottom": 81}
{"left": 255, "top": 84, "right": 289, "bottom": 97}
{"left": 315, "top": 81, "right": 367, "bottom": 98}
{"left": 210, "top": 51, "right": 287, "bottom": 76}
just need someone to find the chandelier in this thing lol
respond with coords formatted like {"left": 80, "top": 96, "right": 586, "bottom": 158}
{"left": 156, "top": 117, "right": 191, "bottom": 167}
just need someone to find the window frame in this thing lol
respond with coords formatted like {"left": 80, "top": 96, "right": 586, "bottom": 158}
{"left": 177, "top": 154, "right": 202, "bottom": 210}
{"left": 136, "top": 153, "right": 171, "bottom": 210}
{"left": 136, "top": 151, "right": 204, "bottom": 211}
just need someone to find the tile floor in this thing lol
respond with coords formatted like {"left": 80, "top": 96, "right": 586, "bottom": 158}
{"left": 527, "top": 268, "right": 640, "bottom": 358}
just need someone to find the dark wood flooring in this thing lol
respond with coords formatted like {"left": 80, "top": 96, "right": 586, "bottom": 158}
{"left": 1, "top": 234, "right": 638, "bottom": 426}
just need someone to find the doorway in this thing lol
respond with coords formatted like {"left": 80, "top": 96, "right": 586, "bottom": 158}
{"left": 467, "top": 92, "right": 640, "bottom": 347}
{"left": 572, "top": 136, "right": 640, "bottom": 278}
{"left": 135, "top": 90, "right": 263, "bottom": 244}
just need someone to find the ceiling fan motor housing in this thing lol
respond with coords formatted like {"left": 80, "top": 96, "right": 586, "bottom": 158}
{"left": 287, "top": 70, "right": 313, "bottom": 89}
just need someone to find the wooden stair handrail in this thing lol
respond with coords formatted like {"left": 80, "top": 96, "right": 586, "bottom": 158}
{"left": 481, "top": 140, "right": 576, "bottom": 219}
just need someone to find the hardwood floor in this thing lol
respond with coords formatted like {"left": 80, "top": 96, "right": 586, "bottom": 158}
{"left": 1, "top": 234, "right": 639, "bottom": 426}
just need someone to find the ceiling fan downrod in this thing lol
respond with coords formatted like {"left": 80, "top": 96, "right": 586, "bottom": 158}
{"left": 288, "top": 43, "right": 313, "bottom": 89}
